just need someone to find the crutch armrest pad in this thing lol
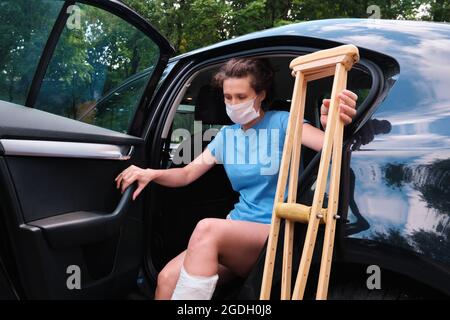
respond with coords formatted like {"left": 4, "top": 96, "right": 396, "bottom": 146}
{"left": 290, "top": 44, "right": 359, "bottom": 70}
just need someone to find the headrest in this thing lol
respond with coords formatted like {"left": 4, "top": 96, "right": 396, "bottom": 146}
{"left": 194, "top": 85, "right": 233, "bottom": 125}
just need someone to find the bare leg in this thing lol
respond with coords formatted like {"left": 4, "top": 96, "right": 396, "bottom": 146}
{"left": 184, "top": 218, "right": 270, "bottom": 277}
{"left": 155, "top": 250, "right": 233, "bottom": 300}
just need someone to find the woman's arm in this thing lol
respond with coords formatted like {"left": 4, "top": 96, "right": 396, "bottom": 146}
{"left": 115, "top": 148, "right": 217, "bottom": 200}
{"left": 302, "top": 90, "right": 358, "bottom": 152}
{"left": 302, "top": 123, "right": 325, "bottom": 152}
{"left": 153, "top": 148, "right": 216, "bottom": 187}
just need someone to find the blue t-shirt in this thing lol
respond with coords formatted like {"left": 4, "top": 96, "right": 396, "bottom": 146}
{"left": 206, "top": 110, "right": 309, "bottom": 224}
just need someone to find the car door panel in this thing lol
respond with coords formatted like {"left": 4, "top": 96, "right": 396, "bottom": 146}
{"left": 0, "top": 0, "right": 174, "bottom": 298}
{"left": 0, "top": 102, "right": 147, "bottom": 299}
{"left": 0, "top": 151, "right": 143, "bottom": 298}
{"left": 3, "top": 156, "right": 127, "bottom": 222}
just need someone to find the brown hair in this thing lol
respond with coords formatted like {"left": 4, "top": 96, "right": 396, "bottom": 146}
{"left": 212, "top": 58, "right": 274, "bottom": 110}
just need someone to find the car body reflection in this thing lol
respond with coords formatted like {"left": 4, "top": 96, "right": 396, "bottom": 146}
{"left": 348, "top": 116, "right": 449, "bottom": 264}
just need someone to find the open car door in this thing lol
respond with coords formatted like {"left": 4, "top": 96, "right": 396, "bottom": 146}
{"left": 0, "top": 0, "right": 174, "bottom": 299}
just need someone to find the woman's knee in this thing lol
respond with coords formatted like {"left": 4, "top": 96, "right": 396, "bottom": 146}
{"left": 189, "top": 218, "right": 220, "bottom": 249}
{"left": 157, "top": 262, "right": 180, "bottom": 289}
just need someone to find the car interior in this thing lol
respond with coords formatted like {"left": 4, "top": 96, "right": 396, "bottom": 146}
{"left": 147, "top": 54, "right": 373, "bottom": 297}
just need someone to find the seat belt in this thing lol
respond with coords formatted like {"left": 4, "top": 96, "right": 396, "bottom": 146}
{"left": 260, "top": 45, "right": 360, "bottom": 300}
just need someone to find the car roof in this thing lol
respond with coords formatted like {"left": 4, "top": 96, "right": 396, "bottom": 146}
{"left": 171, "top": 18, "right": 450, "bottom": 61}
{"left": 166, "top": 18, "right": 450, "bottom": 114}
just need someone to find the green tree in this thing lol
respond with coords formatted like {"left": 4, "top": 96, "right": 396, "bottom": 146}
{"left": 124, "top": 0, "right": 449, "bottom": 55}
{"left": 0, "top": 0, "right": 63, "bottom": 104}
{"left": 421, "top": 0, "right": 450, "bottom": 21}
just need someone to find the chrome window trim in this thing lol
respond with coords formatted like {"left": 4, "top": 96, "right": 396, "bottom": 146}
{"left": 0, "top": 139, "right": 132, "bottom": 160}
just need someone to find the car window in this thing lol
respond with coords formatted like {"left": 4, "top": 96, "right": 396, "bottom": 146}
{"left": 33, "top": 2, "right": 160, "bottom": 134}
{"left": 78, "top": 71, "right": 150, "bottom": 134}
{"left": 173, "top": 104, "right": 198, "bottom": 138}
{"left": 170, "top": 66, "right": 230, "bottom": 164}
{"left": 170, "top": 103, "right": 222, "bottom": 164}
{"left": 0, "top": 0, "right": 64, "bottom": 105}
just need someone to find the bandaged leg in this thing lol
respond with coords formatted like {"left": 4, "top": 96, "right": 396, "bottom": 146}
{"left": 171, "top": 265, "right": 219, "bottom": 300}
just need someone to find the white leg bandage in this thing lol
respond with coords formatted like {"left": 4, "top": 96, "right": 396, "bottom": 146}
{"left": 171, "top": 266, "right": 219, "bottom": 300}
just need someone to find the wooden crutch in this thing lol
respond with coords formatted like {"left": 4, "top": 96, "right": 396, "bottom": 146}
{"left": 260, "top": 45, "right": 360, "bottom": 300}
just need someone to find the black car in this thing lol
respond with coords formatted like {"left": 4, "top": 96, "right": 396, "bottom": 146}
{"left": 0, "top": 0, "right": 449, "bottom": 299}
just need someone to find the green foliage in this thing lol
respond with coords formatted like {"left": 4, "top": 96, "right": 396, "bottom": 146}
{"left": 124, "top": 0, "right": 450, "bottom": 55}
{"left": 0, "top": 0, "right": 64, "bottom": 104}
{"left": 33, "top": 3, "right": 160, "bottom": 128}
{"left": 422, "top": 0, "right": 450, "bottom": 21}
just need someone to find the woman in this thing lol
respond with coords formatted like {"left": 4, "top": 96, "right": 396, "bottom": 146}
{"left": 115, "top": 58, "right": 358, "bottom": 300}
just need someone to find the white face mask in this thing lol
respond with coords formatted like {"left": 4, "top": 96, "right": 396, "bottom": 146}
{"left": 225, "top": 97, "right": 260, "bottom": 125}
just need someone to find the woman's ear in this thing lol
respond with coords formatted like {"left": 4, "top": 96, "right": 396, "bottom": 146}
{"left": 256, "top": 90, "right": 267, "bottom": 111}
{"left": 256, "top": 90, "right": 266, "bottom": 105}
{"left": 260, "top": 90, "right": 267, "bottom": 101}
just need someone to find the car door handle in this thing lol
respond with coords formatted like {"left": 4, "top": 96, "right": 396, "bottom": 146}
{"left": 29, "top": 183, "right": 137, "bottom": 248}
